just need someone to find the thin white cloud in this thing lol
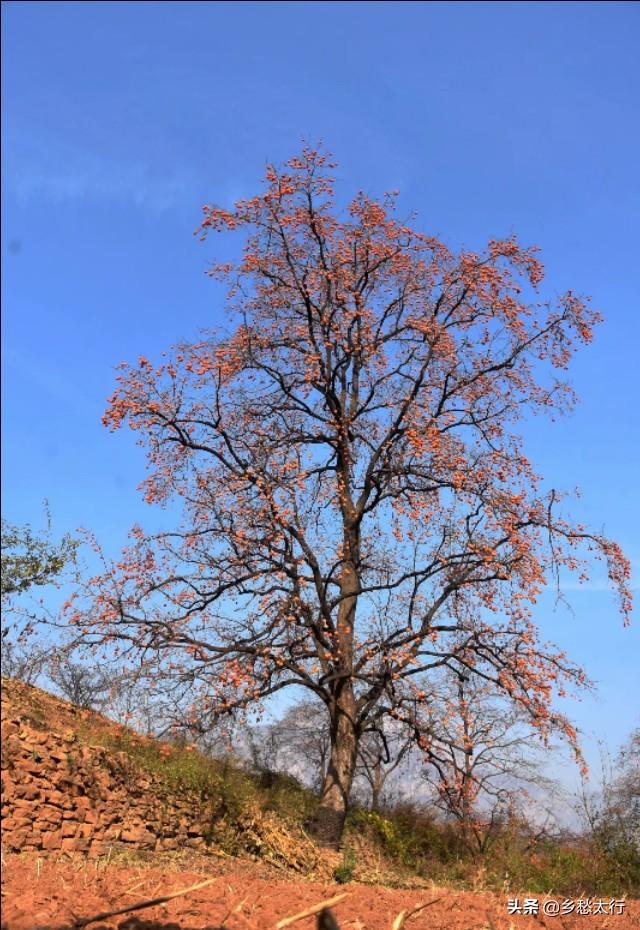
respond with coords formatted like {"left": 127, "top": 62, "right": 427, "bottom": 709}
{"left": 3, "top": 124, "right": 193, "bottom": 214}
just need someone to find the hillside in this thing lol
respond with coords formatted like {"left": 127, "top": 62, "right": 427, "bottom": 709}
{"left": 1, "top": 677, "right": 327, "bottom": 872}
{"left": 1, "top": 678, "right": 639, "bottom": 930}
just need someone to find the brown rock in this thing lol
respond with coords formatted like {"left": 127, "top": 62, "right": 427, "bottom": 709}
{"left": 16, "top": 784, "right": 41, "bottom": 801}
{"left": 40, "top": 805, "right": 63, "bottom": 823}
{"left": 119, "top": 826, "right": 155, "bottom": 845}
{"left": 5, "top": 831, "right": 29, "bottom": 850}
{"left": 41, "top": 830, "right": 63, "bottom": 850}
{"left": 19, "top": 760, "right": 45, "bottom": 776}
{"left": 159, "top": 837, "right": 178, "bottom": 850}
{"left": 11, "top": 797, "right": 37, "bottom": 811}
{"left": 88, "top": 841, "right": 109, "bottom": 857}
{"left": 2, "top": 816, "right": 32, "bottom": 831}
{"left": 61, "top": 836, "right": 89, "bottom": 851}
{"left": 22, "top": 731, "right": 48, "bottom": 745}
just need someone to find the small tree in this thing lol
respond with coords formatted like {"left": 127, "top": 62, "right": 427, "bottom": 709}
{"left": 2, "top": 508, "right": 79, "bottom": 685}
{"left": 67, "top": 148, "right": 631, "bottom": 845}
{"left": 614, "top": 727, "right": 640, "bottom": 847}
{"left": 1, "top": 510, "right": 77, "bottom": 599}
{"left": 247, "top": 699, "right": 411, "bottom": 811}
{"left": 415, "top": 672, "right": 559, "bottom": 854}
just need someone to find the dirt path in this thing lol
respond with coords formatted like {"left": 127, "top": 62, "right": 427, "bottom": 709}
{"left": 1, "top": 855, "right": 638, "bottom": 930}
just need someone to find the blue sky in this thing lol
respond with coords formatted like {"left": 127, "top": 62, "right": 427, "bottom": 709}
{"left": 2, "top": 1, "right": 638, "bottom": 782}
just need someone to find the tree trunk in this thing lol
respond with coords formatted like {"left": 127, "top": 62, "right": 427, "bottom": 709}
{"left": 308, "top": 690, "right": 358, "bottom": 847}
{"left": 370, "top": 758, "right": 384, "bottom": 813}
{"left": 309, "top": 462, "right": 361, "bottom": 847}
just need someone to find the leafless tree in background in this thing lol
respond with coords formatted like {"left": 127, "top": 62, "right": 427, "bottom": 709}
{"left": 578, "top": 727, "right": 640, "bottom": 879}
{"left": 1, "top": 631, "right": 49, "bottom": 686}
{"left": 47, "top": 656, "right": 113, "bottom": 710}
{"left": 244, "top": 699, "right": 331, "bottom": 790}
{"left": 354, "top": 723, "right": 414, "bottom": 812}
{"left": 414, "top": 672, "right": 559, "bottom": 854}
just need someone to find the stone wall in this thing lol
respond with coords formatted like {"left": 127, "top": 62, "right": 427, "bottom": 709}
{"left": 1, "top": 710, "right": 214, "bottom": 857}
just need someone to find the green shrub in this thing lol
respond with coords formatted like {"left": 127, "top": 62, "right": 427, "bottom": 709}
{"left": 346, "top": 805, "right": 459, "bottom": 869}
{"left": 333, "top": 847, "right": 357, "bottom": 883}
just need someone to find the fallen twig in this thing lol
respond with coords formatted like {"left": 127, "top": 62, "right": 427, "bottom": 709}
{"left": 391, "top": 896, "right": 444, "bottom": 930}
{"left": 220, "top": 895, "right": 249, "bottom": 926}
{"left": 276, "top": 893, "right": 350, "bottom": 929}
{"left": 122, "top": 877, "right": 148, "bottom": 897}
{"left": 73, "top": 875, "right": 217, "bottom": 926}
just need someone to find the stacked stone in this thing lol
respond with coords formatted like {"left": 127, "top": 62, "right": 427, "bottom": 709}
{"left": 1, "top": 713, "right": 210, "bottom": 857}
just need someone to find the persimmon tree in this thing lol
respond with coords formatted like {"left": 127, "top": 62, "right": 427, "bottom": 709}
{"left": 68, "top": 148, "right": 631, "bottom": 846}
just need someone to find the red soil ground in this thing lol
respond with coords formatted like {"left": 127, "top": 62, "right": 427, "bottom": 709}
{"left": 1, "top": 855, "right": 638, "bottom": 930}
